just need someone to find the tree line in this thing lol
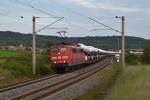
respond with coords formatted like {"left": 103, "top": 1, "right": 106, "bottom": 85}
{"left": 0, "top": 31, "right": 150, "bottom": 50}
{"left": 126, "top": 45, "right": 150, "bottom": 65}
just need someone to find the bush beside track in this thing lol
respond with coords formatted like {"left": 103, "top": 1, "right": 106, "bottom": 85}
{"left": 125, "top": 45, "right": 150, "bottom": 65}
{"left": 0, "top": 50, "right": 52, "bottom": 88}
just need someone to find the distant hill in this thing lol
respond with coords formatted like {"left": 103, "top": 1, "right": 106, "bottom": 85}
{"left": 0, "top": 31, "right": 149, "bottom": 50}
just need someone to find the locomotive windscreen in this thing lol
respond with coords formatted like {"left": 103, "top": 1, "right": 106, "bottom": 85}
{"left": 51, "top": 47, "right": 59, "bottom": 53}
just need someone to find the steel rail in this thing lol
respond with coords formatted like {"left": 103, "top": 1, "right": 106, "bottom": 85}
{"left": 0, "top": 74, "right": 59, "bottom": 93}
{"left": 12, "top": 58, "right": 111, "bottom": 100}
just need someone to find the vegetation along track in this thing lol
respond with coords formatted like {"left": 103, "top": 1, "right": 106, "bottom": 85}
{"left": 0, "top": 57, "right": 112, "bottom": 100}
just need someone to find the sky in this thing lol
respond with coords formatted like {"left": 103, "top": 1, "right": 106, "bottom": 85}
{"left": 0, "top": 0, "right": 150, "bottom": 39}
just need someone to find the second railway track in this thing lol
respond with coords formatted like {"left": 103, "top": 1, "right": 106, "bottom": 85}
{"left": 0, "top": 74, "right": 59, "bottom": 93}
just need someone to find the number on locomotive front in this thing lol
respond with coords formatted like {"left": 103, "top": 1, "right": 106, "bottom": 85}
{"left": 50, "top": 47, "right": 70, "bottom": 64}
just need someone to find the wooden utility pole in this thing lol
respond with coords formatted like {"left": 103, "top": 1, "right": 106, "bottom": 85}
{"left": 121, "top": 16, "right": 125, "bottom": 68}
{"left": 32, "top": 16, "right": 36, "bottom": 75}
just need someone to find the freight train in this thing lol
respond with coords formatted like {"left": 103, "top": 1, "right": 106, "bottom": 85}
{"left": 49, "top": 43, "right": 119, "bottom": 72}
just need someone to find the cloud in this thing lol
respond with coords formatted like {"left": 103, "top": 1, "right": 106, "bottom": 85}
{"left": 97, "top": 4, "right": 139, "bottom": 13}
{"left": 0, "top": 0, "right": 149, "bottom": 38}
{"left": 144, "top": 10, "right": 150, "bottom": 16}
{"left": 64, "top": 0, "right": 139, "bottom": 13}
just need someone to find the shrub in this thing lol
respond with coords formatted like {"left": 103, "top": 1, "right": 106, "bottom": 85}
{"left": 36, "top": 55, "right": 52, "bottom": 75}
{"left": 125, "top": 53, "right": 140, "bottom": 65}
{"left": 142, "top": 45, "right": 150, "bottom": 64}
{"left": 2, "top": 59, "right": 32, "bottom": 77}
{"left": 2, "top": 52, "right": 52, "bottom": 77}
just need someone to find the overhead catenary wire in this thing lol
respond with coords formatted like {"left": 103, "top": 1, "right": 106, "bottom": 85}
{"left": 13, "top": 0, "right": 66, "bottom": 32}
{"left": 0, "top": 8, "right": 33, "bottom": 23}
{"left": 1, "top": 7, "right": 31, "bottom": 22}
{"left": 4, "top": 0, "right": 121, "bottom": 36}
{"left": 49, "top": 0, "right": 97, "bottom": 31}
{"left": 36, "top": 17, "right": 64, "bottom": 33}
{"left": 90, "top": 28, "right": 112, "bottom": 32}
{"left": 0, "top": 12, "right": 30, "bottom": 23}
{"left": 13, "top": 0, "right": 61, "bottom": 18}
{"left": 47, "top": 27, "right": 68, "bottom": 30}
{"left": 0, "top": 12, "right": 18, "bottom": 20}
{"left": 50, "top": 0, "right": 120, "bottom": 34}
{"left": 89, "top": 17, "right": 121, "bottom": 33}
{"left": 50, "top": 0, "right": 88, "bottom": 18}
{"left": 12, "top": 0, "right": 112, "bottom": 34}
{"left": 0, "top": 0, "right": 65, "bottom": 34}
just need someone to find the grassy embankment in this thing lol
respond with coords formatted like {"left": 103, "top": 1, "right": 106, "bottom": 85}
{"left": 0, "top": 50, "right": 52, "bottom": 88}
{"left": 76, "top": 61, "right": 122, "bottom": 100}
{"left": 0, "top": 50, "right": 16, "bottom": 57}
{"left": 106, "top": 65, "right": 150, "bottom": 100}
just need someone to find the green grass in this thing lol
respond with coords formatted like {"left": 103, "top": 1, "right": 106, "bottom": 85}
{"left": 0, "top": 68, "right": 15, "bottom": 87}
{"left": 106, "top": 65, "right": 150, "bottom": 100}
{"left": 0, "top": 51, "right": 52, "bottom": 87}
{"left": 75, "top": 61, "right": 122, "bottom": 100}
{"left": 0, "top": 68, "right": 30, "bottom": 87}
{"left": 0, "top": 50, "right": 17, "bottom": 57}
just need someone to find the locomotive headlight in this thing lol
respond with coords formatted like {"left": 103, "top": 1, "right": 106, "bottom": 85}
{"left": 51, "top": 56, "right": 57, "bottom": 60}
{"left": 62, "top": 56, "right": 69, "bottom": 59}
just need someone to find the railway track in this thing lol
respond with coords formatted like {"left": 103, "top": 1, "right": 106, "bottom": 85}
{"left": 0, "top": 74, "right": 61, "bottom": 100}
{"left": 0, "top": 58, "right": 112, "bottom": 100}
{"left": 0, "top": 74, "right": 59, "bottom": 93}
{"left": 33, "top": 60, "right": 110, "bottom": 100}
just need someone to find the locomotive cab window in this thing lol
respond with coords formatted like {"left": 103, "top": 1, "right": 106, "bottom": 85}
{"left": 61, "top": 48, "right": 67, "bottom": 53}
{"left": 51, "top": 47, "right": 59, "bottom": 53}
{"left": 80, "top": 49, "right": 84, "bottom": 53}
{"left": 72, "top": 48, "right": 77, "bottom": 53}
{"left": 72, "top": 48, "right": 82, "bottom": 53}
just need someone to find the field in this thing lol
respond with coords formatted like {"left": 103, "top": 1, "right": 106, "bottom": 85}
{"left": 106, "top": 65, "right": 150, "bottom": 100}
{"left": 0, "top": 50, "right": 17, "bottom": 57}
{"left": 0, "top": 50, "right": 52, "bottom": 87}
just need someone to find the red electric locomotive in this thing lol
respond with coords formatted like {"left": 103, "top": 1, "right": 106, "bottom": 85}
{"left": 49, "top": 43, "right": 118, "bottom": 72}
{"left": 49, "top": 44, "right": 85, "bottom": 72}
